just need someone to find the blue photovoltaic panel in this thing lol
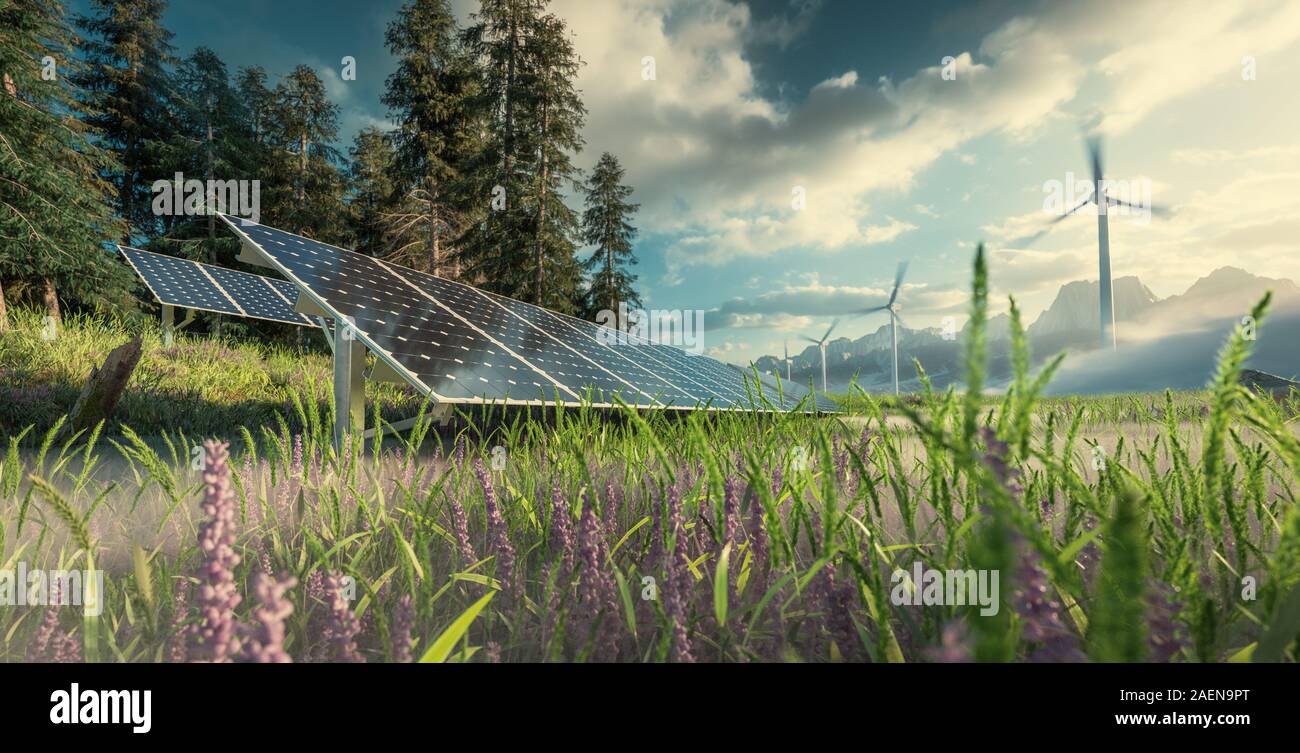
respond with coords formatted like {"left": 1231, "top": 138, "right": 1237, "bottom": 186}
{"left": 221, "top": 214, "right": 835, "bottom": 412}
{"left": 475, "top": 289, "right": 700, "bottom": 407}
{"left": 222, "top": 219, "right": 564, "bottom": 403}
{"left": 384, "top": 263, "right": 667, "bottom": 408}
{"left": 119, "top": 246, "right": 314, "bottom": 327}
{"left": 120, "top": 246, "right": 241, "bottom": 316}
{"left": 204, "top": 265, "right": 313, "bottom": 326}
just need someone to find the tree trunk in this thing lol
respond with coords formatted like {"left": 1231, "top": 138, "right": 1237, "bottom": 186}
{"left": 503, "top": 10, "right": 518, "bottom": 181}
{"left": 65, "top": 336, "right": 143, "bottom": 436}
{"left": 207, "top": 96, "right": 223, "bottom": 339}
{"left": 535, "top": 90, "right": 549, "bottom": 306}
{"left": 0, "top": 278, "right": 9, "bottom": 334}
{"left": 607, "top": 246, "right": 614, "bottom": 313}
{"left": 297, "top": 132, "right": 308, "bottom": 225}
{"left": 428, "top": 177, "right": 440, "bottom": 275}
{"left": 122, "top": 58, "right": 140, "bottom": 243}
{"left": 42, "top": 278, "right": 61, "bottom": 325}
{"left": 3, "top": 72, "right": 15, "bottom": 97}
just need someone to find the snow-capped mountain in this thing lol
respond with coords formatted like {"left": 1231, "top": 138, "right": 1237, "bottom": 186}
{"left": 1026, "top": 276, "right": 1158, "bottom": 338}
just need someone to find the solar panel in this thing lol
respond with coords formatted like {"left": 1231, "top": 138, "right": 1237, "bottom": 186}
{"left": 119, "top": 246, "right": 314, "bottom": 327}
{"left": 220, "top": 214, "right": 834, "bottom": 412}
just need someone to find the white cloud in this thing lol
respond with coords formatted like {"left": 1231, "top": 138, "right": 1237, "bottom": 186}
{"left": 863, "top": 217, "right": 918, "bottom": 245}
{"left": 540, "top": 0, "right": 1300, "bottom": 285}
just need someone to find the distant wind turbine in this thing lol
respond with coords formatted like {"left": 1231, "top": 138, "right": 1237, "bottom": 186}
{"left": 783, "top": 340, "right": 792, "bottom": 381}
{"left": 850, "top": 261, "right": 909, "bottom": 395}
{"left": 801, "top": 319, "right": 839, "bottom": 393}
{"left": 1020, "top": 135, "right": 1167, "bottom": 350}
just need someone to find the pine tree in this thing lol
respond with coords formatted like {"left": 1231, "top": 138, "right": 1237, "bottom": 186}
{"left": 153, "top": 47, "right": 250, "bottom": 337}
{"left": 268, "top": 64, "right": 346, "bottom": 242}
{"left": 523, "top": 13, "right": 585, "bottom": 312}
{"left": 164, "top": 48, "right": 248, "bottom": 238}
{"left": 580, "top": 152, "right": 640, "bottom": 318}
{"left": 233, "top": 65, "right": 280, "bottom": 227}
{"left": 381, "top": 0, "right": 478, "bottom": 276}
{"left": 460, "top": 0, "right": 585, "bottom": 312}
{"left": 76, "top": 0, "right": 176, "bottom": 242}
{"left": 458, "top": 0, "right": 542, "bottom": 295}
{"left": 235, "top": 66, "right": 273, "bottom": 147}
{"left": 347, "top": 127, "right": 396, "bottom": 257}
{"left": 1, "top": 0, "right": 131, "bottom": 328}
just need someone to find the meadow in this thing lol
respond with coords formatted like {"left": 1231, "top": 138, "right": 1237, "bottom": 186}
{"left": 1, "top": 251, "right": 1298, "bottom": 663}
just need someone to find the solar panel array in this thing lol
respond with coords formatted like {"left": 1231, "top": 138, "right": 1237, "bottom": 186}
{"left": 220, "top": 215, "right": 834, "bottom": 412}
{"left": 119, "top": 246, "right": 314, "bottom": 327}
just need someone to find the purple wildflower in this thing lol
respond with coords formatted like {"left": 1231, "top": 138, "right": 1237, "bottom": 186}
{"left": 925, "top": 622, "right": 973, "bottom": 663}
{"left": 979, "top": 427, "right": 1023, "bottom": 496}
{"left": 474, "top": 459, "right": 516, "bottom": 594}
{"left": 664, "top": 485, "right": 694, "bottom": 663}
{"left": 453, "top": 435, "right": 466, "bottom": 468}
{"left": 722, "top": 476, "right": 741, "bottom": 553}
{"left": 193, "top": 440, "right": 243, "bottom": 662}
{"left": 391, "top": 594, "right": 415, "bottom": 663}
{"left": 550, "top": 482, "right": 575, "bottom": 578}
{"left": 448, "top": 491, "right": 477, "bottom": 566}
{"left": 814, "top": 566, "right": 858, "bottom": 661}
{"left": 575, "top": 501, "right": 619, "bottom": 661}
{"left": 27, "top": 585, "right": 62, "bottom": 661}
{"left": 323, "top": 571, "right": 364, "bottom": 663}
{"left": 50, "top": 628, "right": 81, "bottom": 663}
{"left": 243, "top": 574, "right": 297, "bottom": 663}
{"left": 291, "top": 434, "right": 304, "bottom": 479}
{"left": 1012, "top": 543, "right": 1085, "bottom": 663}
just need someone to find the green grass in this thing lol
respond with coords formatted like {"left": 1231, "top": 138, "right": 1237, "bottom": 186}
{"left": 0, "top": 308, "right": 422, "bottom": 438}
{"left": 1, "top": 251, "right": 1298, "bottom": 663}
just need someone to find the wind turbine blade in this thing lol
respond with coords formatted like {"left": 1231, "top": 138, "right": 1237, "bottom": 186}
{"left": 822, "top": 317, "right": 839, "bottom": 342}
{"left": 1010, "top": 194, "right": 1092, "bottom": 247}
{"left": 1059, "top": 194, "right": 1094, "bottom": 220}
{"left": 1087, "top": 135, "right": 1104, "bottom": 183}
{"left": 1104, "top": 195, "right": 1172, "bottom": 218}
{"left": 800, "top": 336, "right": 819, "bottom": 345}
{"left": 888, "top": 260, "right": 909, "bottom": 305}
{"left": 892, "top": 310, "right": 910, "bottom": 331}
{"left": 852, "top": 304, "right": 890, "bottom": 316}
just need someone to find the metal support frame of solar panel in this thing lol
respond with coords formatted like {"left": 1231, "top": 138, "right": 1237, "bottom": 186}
{"left": 119, "top": 246, "right": 315, "bottom": 330}
{"left": 218, "top": 215, "right": 833, "bottom": 420}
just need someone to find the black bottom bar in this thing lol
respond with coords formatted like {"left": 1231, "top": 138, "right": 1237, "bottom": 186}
{"left": 2, "top": 661, "right": 1288, "bottom": 740}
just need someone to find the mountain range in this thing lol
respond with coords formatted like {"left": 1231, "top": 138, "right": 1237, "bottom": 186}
{"left": 750, "top": 267, "right": 1300, "bottom": 394}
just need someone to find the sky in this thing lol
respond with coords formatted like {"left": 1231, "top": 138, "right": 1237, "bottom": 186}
{"left": 106, "top": 0, "right": 1300, "bottom": 365}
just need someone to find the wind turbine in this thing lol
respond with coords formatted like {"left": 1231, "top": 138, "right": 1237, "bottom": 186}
{"left": 801, "top": 319, "right": 839, "bottom": 393}
{"left": 1025, "top": 135, "right": 1166, "bottom": 350}
{"left": 850, "top": 261, "right": 909, "bottom": 395}
{"left": 783, "top": 340, "right": 792, "bottom": 381}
